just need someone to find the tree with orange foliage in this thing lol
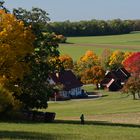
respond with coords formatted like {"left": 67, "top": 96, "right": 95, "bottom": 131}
{"left": 81, "top": 66, "right": 105, "bottom": 89}
{"left": 74, "top": 50, "right": 99, "bottom": 80}
{"left": 59, "top": 55, "right": 73, "bottom": 69}
{"left": 78, "top": 50, "right": 99, "bottom": 69}
{"left": 122, "top": 75, "right": 140, "bottom": 100}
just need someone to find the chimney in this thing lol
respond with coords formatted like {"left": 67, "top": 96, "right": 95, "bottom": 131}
{"left": 56, "top": 73, "right": 59, "bottom": 78}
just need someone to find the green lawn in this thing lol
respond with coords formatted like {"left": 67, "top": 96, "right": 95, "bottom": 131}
{"left": 0, "top": 122, "right": 140, "bottom": 140}
{"left": 46, "top": 90, "right": 140, "bottom": 122}
{"left": 0, "top": 90, "right": 140, "bottom": 140}
{"left": 59, "top": 32, "right": 140, "bottom": 61}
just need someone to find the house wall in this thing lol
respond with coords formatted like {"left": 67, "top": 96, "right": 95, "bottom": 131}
{"left": 70, "top": 87, "right": 82, "bottom": 97}
{"left": 61, "top": 87, "right": 82, "bottom": 98}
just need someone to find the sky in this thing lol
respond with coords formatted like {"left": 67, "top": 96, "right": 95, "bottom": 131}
{"left": 4, "top": 0, "right": 140, "bottom": 22}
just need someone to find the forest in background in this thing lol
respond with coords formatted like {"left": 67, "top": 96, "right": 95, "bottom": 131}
{"left": 46, "top": 19, "right": 140, "bottom": 36}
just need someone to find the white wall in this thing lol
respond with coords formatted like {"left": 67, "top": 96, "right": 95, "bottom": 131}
{"left": 61, "top": 87, "right": 82, "bottom": 97}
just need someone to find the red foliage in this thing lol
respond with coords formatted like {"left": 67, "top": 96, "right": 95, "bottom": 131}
{"left": 123, "top": 52, "right": 140, "bottom": 74}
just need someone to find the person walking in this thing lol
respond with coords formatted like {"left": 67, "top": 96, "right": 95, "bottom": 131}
{"left": 80, "top": 114, "right": 85, "bottom": 125}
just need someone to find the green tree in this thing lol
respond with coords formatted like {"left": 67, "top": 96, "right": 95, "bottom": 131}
{"left": 13, "top": 8, "right": 61, "bottom": 110}
{"left": 0, "top": 0, "right": 9, "bottom": 12}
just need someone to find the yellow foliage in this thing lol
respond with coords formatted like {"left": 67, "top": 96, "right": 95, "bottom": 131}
{"left": 59, "top": 55, "right": 73, "bottom": 69}
{"left": 0, "top": 10, "right": 34, "bottom": 82}
{"left": 0, "top": 85, "right": 21, "bottom": 113}
{"left": 81, "top": 66, "right": 105, "bottom": 85}
{"left": 81, "top": 50, "right": 98, "bottom": 62}
{"left": 109, "top": 50, "right": 124, "bottom": 68}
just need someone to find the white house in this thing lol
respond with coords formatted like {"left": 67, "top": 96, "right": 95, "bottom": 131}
{"left": 48, "top": 70, "right": 84, "bottom": 99}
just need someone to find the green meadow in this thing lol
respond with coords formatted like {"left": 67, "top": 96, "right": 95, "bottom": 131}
{"left": 0, "top": 122, "right": 139, "bottom": 140}
{"left": 59, "top": 32, "right": 140, "bottom": 61}
{"left": 0, "top": 89, "right": 140, "bottom": 140}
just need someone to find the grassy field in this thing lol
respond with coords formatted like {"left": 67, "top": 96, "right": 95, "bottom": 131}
{"left": 47, "top": 89, "right": 140, "bottom": 124}
{"left": 0, "top": 122, "right": 140, "bottom": 140}
{"left": 0, "top": 89, "right": 140, "bottom": 140}
{"left": 59, "top": 32, "right": 140, "bottom": 61}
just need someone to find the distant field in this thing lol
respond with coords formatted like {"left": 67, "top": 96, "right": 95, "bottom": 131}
{"left": 59, "top": 32, "right": 140, "bottom": 61}
{"left": 0, "top": 90, "right": 140, "bottom": 140}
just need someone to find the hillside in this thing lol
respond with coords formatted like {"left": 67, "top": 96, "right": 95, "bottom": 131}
{"left": 59, "top": 32, "right": 140, "bottom": 61}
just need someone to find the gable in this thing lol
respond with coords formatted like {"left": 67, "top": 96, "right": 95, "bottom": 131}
{"left": 50, "top": 70, "right": 83, "bottom": 91}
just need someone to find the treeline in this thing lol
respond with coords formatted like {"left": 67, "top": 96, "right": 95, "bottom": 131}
{"left": 46, "top": 19, "right": 140, "bottom": 36}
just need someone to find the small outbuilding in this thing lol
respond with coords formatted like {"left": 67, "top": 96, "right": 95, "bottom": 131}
{"left": 100, "top": 68, "right": 130, "bottom": 91}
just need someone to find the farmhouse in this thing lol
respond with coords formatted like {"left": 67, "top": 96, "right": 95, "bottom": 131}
{"left": 48, "top": 70, "right": 84, "bottom": 100}
{"left": 100, "top": 68, "right": 130, "bottom": 91}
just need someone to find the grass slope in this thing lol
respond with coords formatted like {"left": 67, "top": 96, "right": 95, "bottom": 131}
{"left": 0, "top": 90, "right": 140, "bottom": 140}
{"left": 0, "top": 122, "right": 140, "bottom": 140}
{"left": 46, "top": 90, "right": 140, "bottom": 124}
{"left": 59, "top": 32, "right": 140, "bottom": 61}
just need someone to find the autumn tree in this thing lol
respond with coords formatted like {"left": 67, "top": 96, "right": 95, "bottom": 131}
{"left": 0, "top": 10, "right": 34, "bottom": 81}
{"left": 109, "top": 50, "right": 125, "bottom": 70}
{"left": 74, "top": 50, "right": 99, "bottom": 80}
{"left": 80, "top": 50, "right": 99, "bottom": 67}
{"left": 123, "top": 52, "right": 140, "bottom": 75}
{"left": 59, "top": 55, "right": 73, "bottom": 69}
{"left": 81, "top": 66, "right": 105, "bottom": 89}
{"left": 122, "top": 76, "right": 140, "bottom": 100}
{"left": 122, "top": 52, "right": 140, "bottom": 100}
{"left": 0, "top": 10, "right": 34, "bottom": 113}
{"left": 74, "top": 50, "right": 105, "bottom": 89}
{"left": 77, "top": 50, "right": 99, "bottom": 71}
{"left": 100, "top": 49, "right": 112, "bottom": 70}
{"left": 0, "top": 85, "right": 21, "bottom": 115}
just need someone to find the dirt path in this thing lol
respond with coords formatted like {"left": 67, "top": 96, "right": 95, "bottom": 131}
{"left": 58, "top": 112, "right": 140, "bottom": 125}
{"left": 62, "top": 43, "right": 140, "bottom": 50}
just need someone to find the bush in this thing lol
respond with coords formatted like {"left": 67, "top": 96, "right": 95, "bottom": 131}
{"left": 0, "top": 85, "right": 21, "bottom": 117}
{"left": 55, "top": 34, "right": 67, "bottom": 43}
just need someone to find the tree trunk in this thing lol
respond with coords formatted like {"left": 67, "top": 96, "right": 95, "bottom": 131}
{"left": 138, "top": 92, "right": 140, "bottom": 99}
{"left": 132, "top": 92, "right": 136, "bottom": 100}
{"left": 96, "top": 83, "right": 99, "bottom": 90}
